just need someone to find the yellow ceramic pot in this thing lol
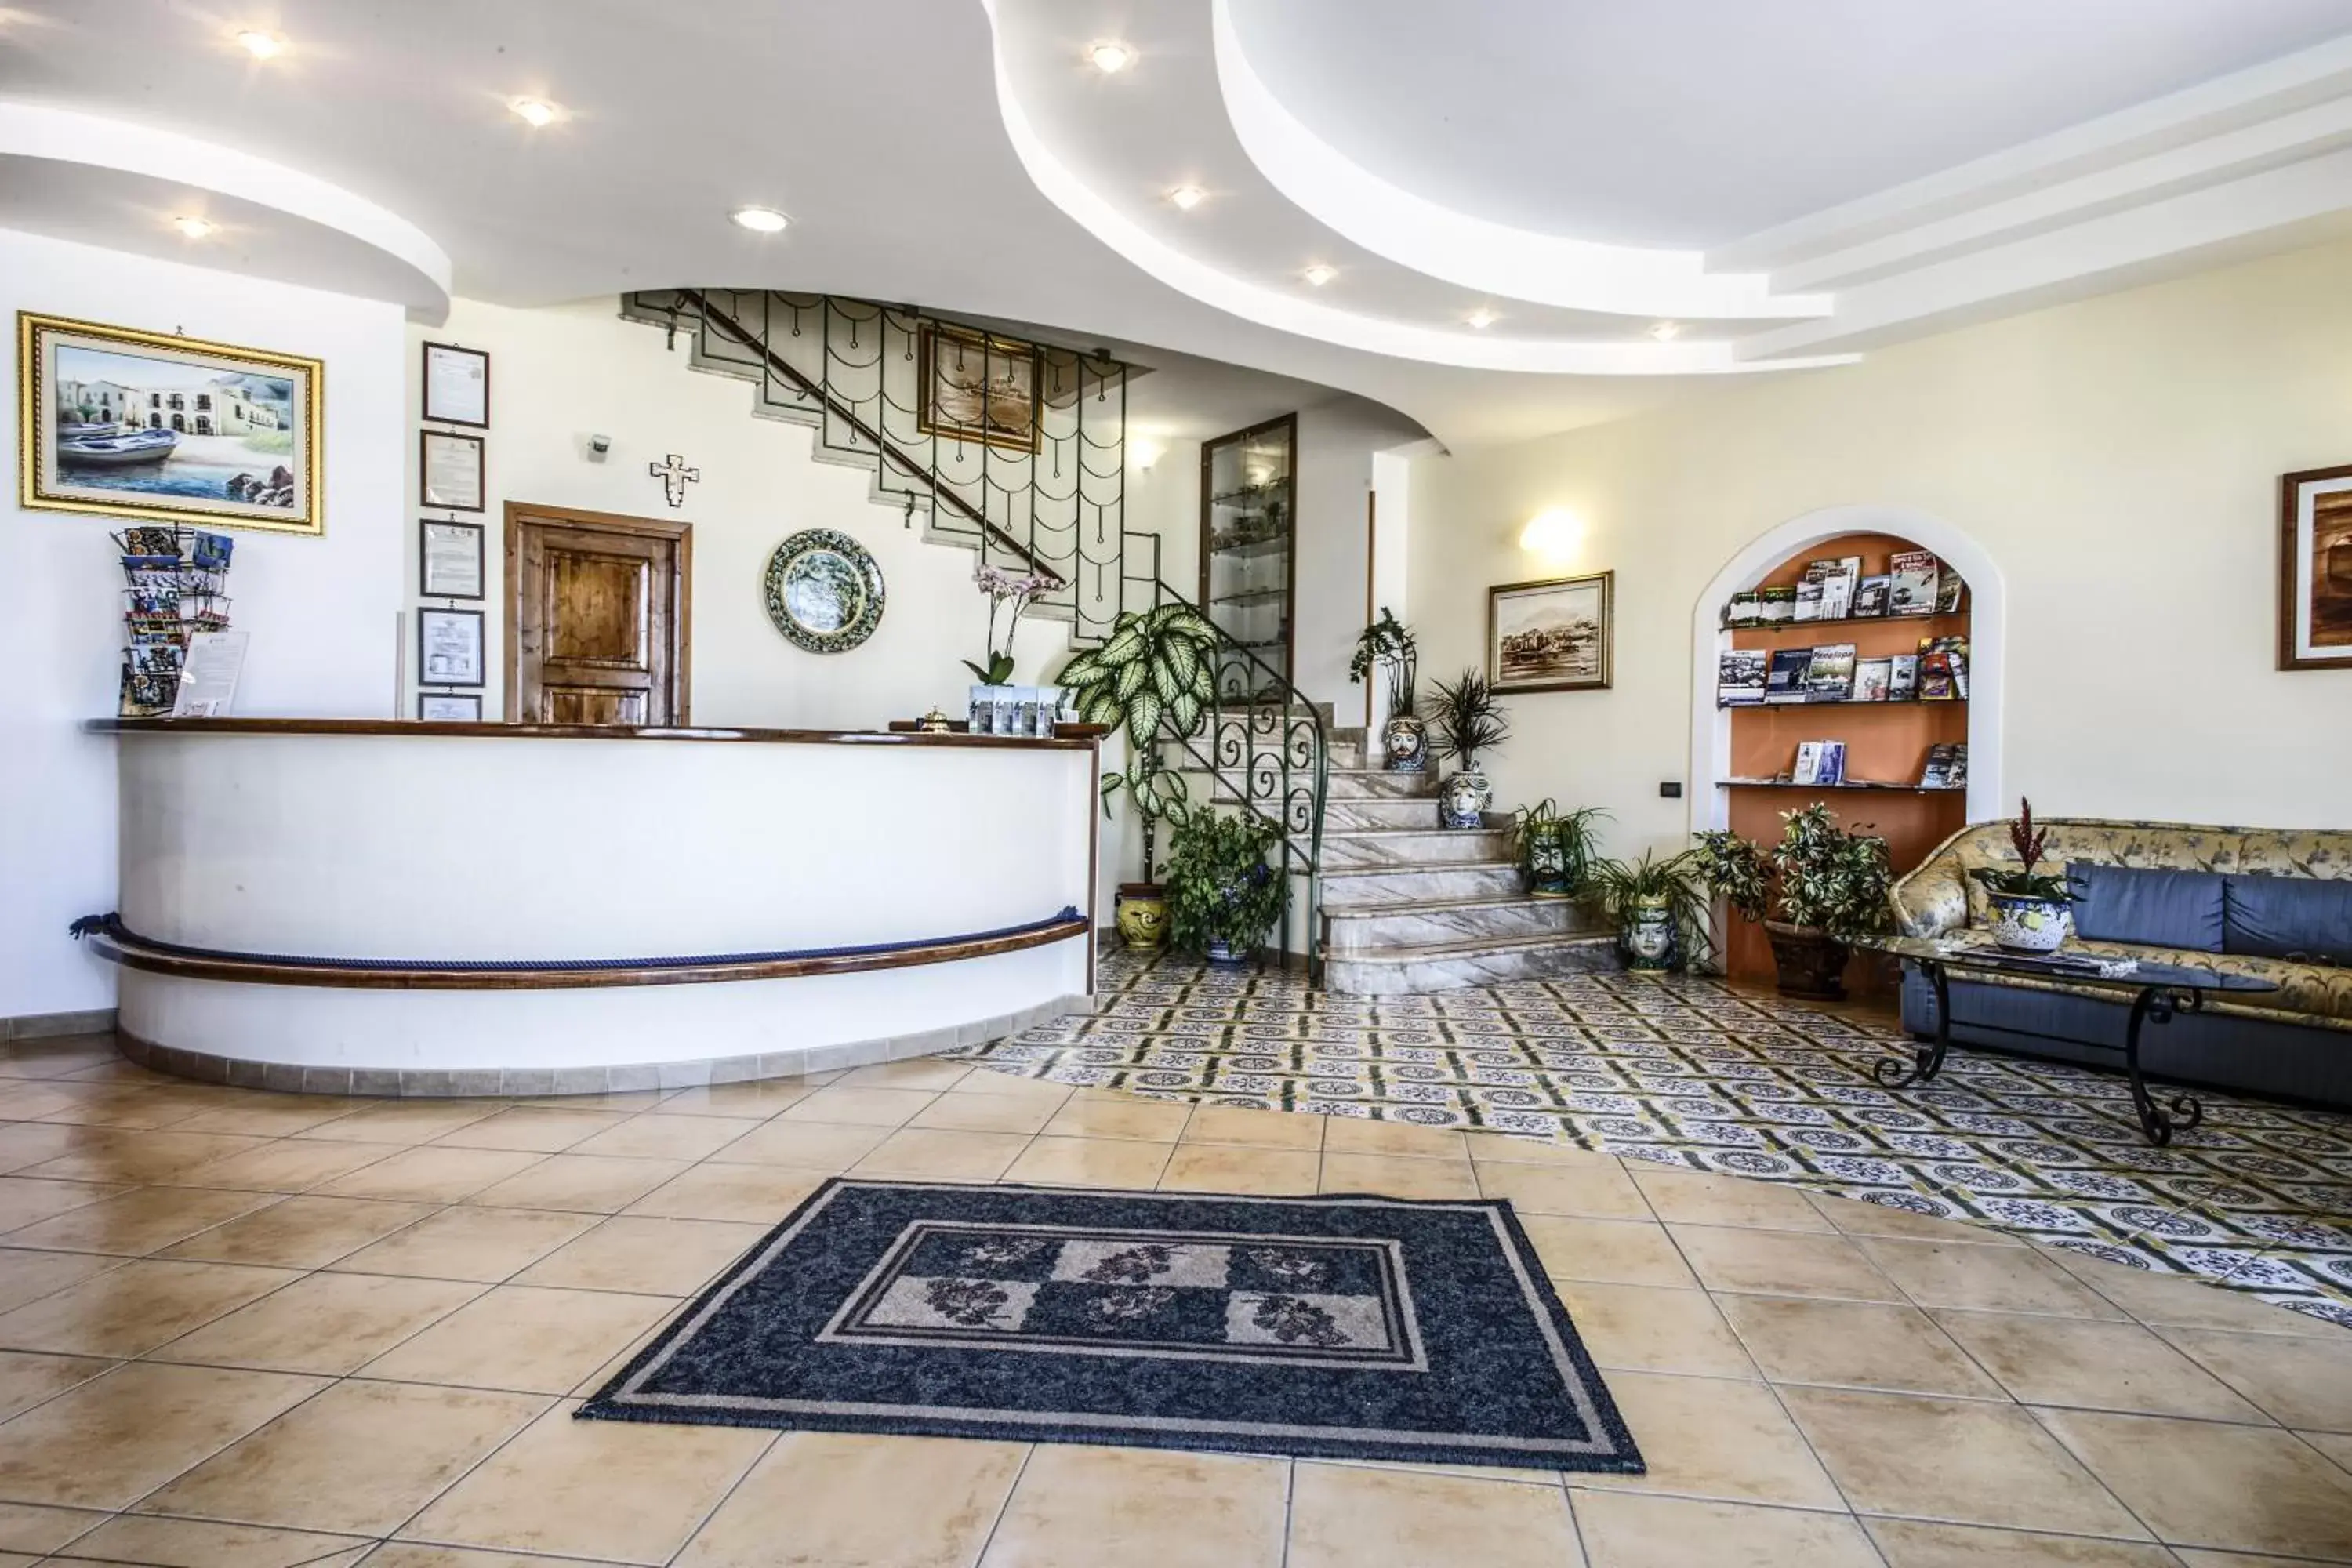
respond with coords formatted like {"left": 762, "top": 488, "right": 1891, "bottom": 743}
{"left": 1115, "top": 883, "right": 1168, "bottom": 951}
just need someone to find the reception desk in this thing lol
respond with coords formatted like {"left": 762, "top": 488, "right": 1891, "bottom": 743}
{"left": 82, "top": 719, "right": 1098, "bottom": 1094}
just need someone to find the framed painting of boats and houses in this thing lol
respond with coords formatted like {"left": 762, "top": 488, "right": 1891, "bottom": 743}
{"left": 1489, "top": 571, "right": 1615, "bottom": 694}
{"left": 916, "top": 321, "right": 1040, "bottom": 453}
{"left": 17, "top": 312, "right": 323, "bottom": 536}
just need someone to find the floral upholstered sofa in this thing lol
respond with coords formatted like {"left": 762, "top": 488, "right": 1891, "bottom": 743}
{"left": 1889, "top": 818, "right": 2352, "bottom": 1109}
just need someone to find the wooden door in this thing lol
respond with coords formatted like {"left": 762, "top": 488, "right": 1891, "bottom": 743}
{"left": 506, "top": 503, "right": 691, "bottom": 726}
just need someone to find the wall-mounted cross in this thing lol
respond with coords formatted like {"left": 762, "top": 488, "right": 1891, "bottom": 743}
{"left": 650, "top": 452, "right": 700, "bottom": 508}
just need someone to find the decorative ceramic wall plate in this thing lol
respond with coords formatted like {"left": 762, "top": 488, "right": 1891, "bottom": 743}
{"left": 764, "top": 529, "right": 884, "bottom": 654}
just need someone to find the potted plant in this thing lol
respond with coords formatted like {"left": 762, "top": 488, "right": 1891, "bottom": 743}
{"left": 961, "top": 564, "right": 1058, "bottom": 686}
{"left": 1513, "top": 800, "right": 1609, "bottom": 901}
{"left": 1426, "top": 669, "right": 1510, "bottom": 829}
{"left": 1349, "top": 607, "right": 1425, "bottom": 771}
{"left": 1693, "top": 804, "right": 1894, "bottom": 999}
{"left": 1969, "top": 798, "right": 2079, "bottom": 953}
{"left": 1164, "top": 810, "right": 1287, "bottom": 964}
{"left": 1590, "top": 848, "right": 1715, "bottom": 971}
{"left": 1055, "top": 603, "right": 1218, "bottom": 951}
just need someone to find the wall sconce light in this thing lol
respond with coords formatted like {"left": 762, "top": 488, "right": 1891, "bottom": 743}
{"left": 1519, "top": 507, "right": 1586, "bottom": 562}
{"left": 1130, "top": 438, "right": 1166, "bottom": 471}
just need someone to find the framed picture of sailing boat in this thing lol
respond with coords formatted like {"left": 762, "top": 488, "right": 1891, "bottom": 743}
{"left": 917, "top": 321, "right": 1040, "bottom": 452}
{"left": 17, "top": 312, "right": 324, "bottom": 536}
{"left": 2281, "top": 463, "right": 2352, "bottom": 670}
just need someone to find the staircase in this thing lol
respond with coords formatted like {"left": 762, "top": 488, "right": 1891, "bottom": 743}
{"left": 1317, "top": 729, "right": 1614, "bottom": 994}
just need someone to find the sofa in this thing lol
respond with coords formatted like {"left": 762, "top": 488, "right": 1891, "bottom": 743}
{"left": 1889, "top": 818, "right": 2352, "bottom": 1109}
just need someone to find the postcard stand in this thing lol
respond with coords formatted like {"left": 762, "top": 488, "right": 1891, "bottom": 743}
{"left": 112, "top": 525, "right": 235, "bottom": 717}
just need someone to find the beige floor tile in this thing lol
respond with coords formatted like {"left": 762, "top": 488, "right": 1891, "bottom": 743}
{"left": 510, "top": 1091, "right": 667, "bottom": 1112}
{"left": 833, "top": 1059, "right": 974, "bottom": 1091}
{"left": 1572, "top": 1371, "right": 1843, "bottom": 1508}
{"left": 1778, "top": 1385, "right": 2148, "bottom": 1538}
{"left": 652, "top": 1080, "right": 820, "bottom": 1118}
{"left": 1517, "top": 1216, "right": 1697, "bottom": 1289}
{"left": 0, "top": 1123, "right": 84, "bottom": 1176}
{"left": 1039, "top": 1097, "right": 1193, "bottom": 1142}
{"left": 1320, "top": 1119, "right": 1470, "bottom": 1160}
{"left": 0, "top": 1185, "right": 276, "bottom": 1256}
{"left": 314, "top": 1146, "right": 548, "bottom": 1204}
{"left": 513, "top": 1215, "right": 765, "bottom": 1295}
{"left": 567, "top": 1114, "right": 764, "bottom": 1163}
{"left": 359, "top": 1548, "right": 636, "bottom": 1568}
{"left": 19, "top": 1128, "right": 271, "bottom": 1184}
{"left": 1287, "top": 1461, "right": 1580, "bottom": 1567}
{"left": 1002, "top": 1136, "right": 1174, "bottom": 1189}
{"left": 908, "top": 1091, "right": 1064, "bottom": 1136}
{"left": 1476, "top": 1161, "right": 1650, "bottom": 1220}
{"left": 1670, "top": 1225, "right": 1904, "bottom": 1303}
{"left": 1181, "top": 1103, "right": 1327, "bottom": 1150}
{"left": 157, "top": 1138, "right": 408, "bottom": 1194}
{"left": 1553, "top": 1281, "right": 1759, "bottom": 1379}
{"left": 160, "top": 1195, "right": 437, "bottom": 1269}
{"left": 29, "top": 1086, "right": 211, "bottom": 1131}
{"left": 2038, "top": 1407, "right": 2352, "bottom": 1555}
{"left": 944, "top": 1068, "right": 1073, "bottom": 1103}
{"left": 2305, "top": 1426, "right": 2352, "bottom": 1472}
{"left": 0, "top": 1176, "right": 129, "bottom": 1231}
{"left": 779, "top": 1087, "right": 941, "bottom": 1128}
{"left": 361, "top": 1285, "right": 674, "bottom": 1394}
{"left": 1572, "top": 1490, "right": 1880, "bottom": 1567}
{"left": 0, "top": 1348, "right": 112, "bottom": 1421}
{"left": 676, "top": 1430, "right": 1022, "bottom": 1567}
{"left": 1861, "top": 1518, "right": 2181, "bottom": 1566}
{"left": 1862, "top": 1237, "right": 2125, "bottom": 1319}
{"left": 0, "top": 1258, "right": 299, "bottom": 1357}
{"left": 296, "top": 1102, "right": 500, "bottom": 1145}
{"left": 0, "top": 1362, "right": 325, "bottom": 1511}
{"left": 53, "top": 1513, "right": 372, "bottom": 1566}
{"left": 169, "top": 1099, "right": 365, "bottom": 1138}
{"left": 2155, "top": 1324, "right": 2352, "bottom": 1432}
{"left": 0, "top": 1247, "right": 122, "bottom": 1315}
{"left": 1713, "top": 1294, "right": 2005, "bottom": 1398}
{"left": 1628, "top": 1167, "right": 1835, "bottom": 1232}
{"left": 401, "top": 1399, "right": 771, "bottom": 1564}
{"left": 1319, "top": 1152, "right": 1481, "bottom": 1200}
{"left": 151, "top": 1272, "right": 482, "bottom": 1375}
{"left": 707, "top": 1120, "right": 892, "bottom": 1172}
{"left": 1160, "top": 1143, "right": 1321, "bottom": 1196}
{"left": 978, "top": 1443, "right": 1287, "bottom": 1568}
{"left": 140, "top": 1379, "right": 549, "bottom": 1535}
{"left": 1932, "top": 1311, "right": 2268, "bottom": 1421}
{"left": 1807, "top": 1192, "right": 2024, "bottom": 1246}
{"left": 328, "top": 1206, "right": 601, "bottom": 1283}
{"left": 429, "top": 1107, "right": 629, "bottom": 1153}
{"left": 625, "top": 1162, "right": 829, "bottom": 1224}
{"left": 0, "top": 1499, "right": 106, "bottom": 1553}
{"left": 851, "top": 1127, "right": 1032, "bottom": 1182}
{"left": 2041, "top": 1247, "right": 2352, "bottom": 1336}
{"left": 466, "top": 1153, "right": 690, "bottom": 1214}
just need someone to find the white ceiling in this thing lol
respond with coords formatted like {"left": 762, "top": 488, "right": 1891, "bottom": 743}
{"left": 6, "top": 0, "right": 2352, "bottom": 448}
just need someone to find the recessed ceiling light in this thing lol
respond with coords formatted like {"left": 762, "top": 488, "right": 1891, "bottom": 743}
{"left": 508, "top": 97, "right": 560, "bottom": 128}
{"left": 730, "top": 205, "right": 791, "bottom": 234}
{"left": 1465, "top": 308, "right": 1498, "bottom": 329}
{"left": 172, "top": 216, "right": 216, "bottom": 240}
{"left": 1087, "top": 41, "right": 1135, "bottom": 74}
{"left": 1649, "top": 321, "right": 1681, "bottom": 341}
{"left": 1168, "top": 186, "right": 1206, "bottom": 211}
{"left": 233, "top": 28, "right": 285, "bottom": 59}
{"left": 1301, "top": 264, "right": 1337, "bottom": 287}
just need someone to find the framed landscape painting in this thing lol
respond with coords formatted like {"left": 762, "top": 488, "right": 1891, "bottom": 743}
{"left": 917, "top": 321, "right": 1040, "bottom": 452}
{"left": 1490, "top": 570, "right": 1615, "bottom": 693}
{"left": 2281, "top": 463, "right": 2352, "bottom": 670}
{"left": 18, "top": 312, "right": 323, "bottom": 535}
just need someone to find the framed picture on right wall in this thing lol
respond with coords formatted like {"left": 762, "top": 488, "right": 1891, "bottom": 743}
{"left": 2280, "top": 463, "right": 2352, "bottom": 670}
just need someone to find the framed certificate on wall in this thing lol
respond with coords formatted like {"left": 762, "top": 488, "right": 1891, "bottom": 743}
{"left": 421, "top": 342, "right": 490, "bottom": 428}
{"left": 419, "top": 519, "right": 485, "bottom": 600}
{"left": 420, "top": 430, "right": 485, "bottom": 512}
{"left": 417, "top": 606, "right": 485, "bottom": 688}
{"left": 417, "top": 691, "right": 482, "bottom": 721}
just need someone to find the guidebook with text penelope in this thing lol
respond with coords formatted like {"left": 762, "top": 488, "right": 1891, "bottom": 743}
{"left": 1802, "top": 642, "right": 1857, "bottom": 702}
{"left": 1717, "top": 649, "right": 1769, "bottom": 706}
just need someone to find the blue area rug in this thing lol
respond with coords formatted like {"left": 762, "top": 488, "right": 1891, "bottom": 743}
{"left": 577, "top": 1178, "right": 1643, "bottom": 1473}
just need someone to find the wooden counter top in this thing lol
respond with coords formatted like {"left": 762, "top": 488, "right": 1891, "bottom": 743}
{"left": 88, "top": 717, "right": 1105, "bottom": 750}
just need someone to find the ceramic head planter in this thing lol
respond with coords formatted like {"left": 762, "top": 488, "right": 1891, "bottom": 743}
{"left": 1426, "top": 669, "right": 1509, "bottom": 830}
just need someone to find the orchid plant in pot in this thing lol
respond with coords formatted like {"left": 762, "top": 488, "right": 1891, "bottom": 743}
{"left": 1427, "top": 669, "right": 1509, "bottom": 829}
{"left": 1968, "top": 798, "right": 2079, "bottom": 953}
{"left": 962, "top": 563, "right": 1060, "bottom": 687}
{"left": 1693, "top": 804, "right": 1894, "bottom": 1000}
{"left": 1348, "top": 607, "right": 1425, "bottom": 771}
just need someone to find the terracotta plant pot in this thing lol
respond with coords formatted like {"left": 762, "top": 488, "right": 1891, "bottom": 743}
{"left": 1114, "top": 883, "right": 1168, "bottom": 951}
{"left": 1765, "top": 919, "right": 1849, "bottom": 1000}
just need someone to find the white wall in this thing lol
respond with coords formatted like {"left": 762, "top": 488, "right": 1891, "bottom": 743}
{"left": 1406, "top": 234, "right": 2352, "bottom": 861}
{"left": 2, "top": 228, "right": 405, "bottom": 1021}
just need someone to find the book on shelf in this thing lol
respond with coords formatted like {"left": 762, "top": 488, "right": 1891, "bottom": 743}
{"left": 1919, "top": 742, "right": 1969, "bottom": 789}
{"left": 1763, "top": 647, "right": 1815, "bottom": 703}
{"left": 1726, "top": 591, "right": 1761, "bottom": 627}
{"left": 1853, "top": 655, "right": 1893, "bottom": 702}
{"left": 1757, "top": 586, "right": 1797, "bottom": 623}
{"left": 1793, "top": 574, "right": 1824, "bottom": 622}
{"left": 1825, "top": 556, "right": 1862, "bottom": 619}
{"left": 1889, "top": 550, "right": 1941, "bottom": 615}
{"left": 1888, "top": 652, "right": 1920, "bottom": 699}
{"left": 1934, "top": 570, "right": 1965, "bottom": 614}
{"left": 1717, "top": 648, "right": 1769, "bottom": 706}
{"left": 1803, "top": 642, "right": 1857, "bottom": 702}
{"left": 1852, "top": 574, "right": 1891, "bottom": 618}
{"left": 1791, "top": 741, "right": 1847, "bottom": 787}
{"left": 1916, "top": 634, "right": 1969, "bottom": 700}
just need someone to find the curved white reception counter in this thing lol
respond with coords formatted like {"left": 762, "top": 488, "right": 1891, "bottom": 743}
{"left": 82, "top": 719, "right": 1098, "bottom": 1094}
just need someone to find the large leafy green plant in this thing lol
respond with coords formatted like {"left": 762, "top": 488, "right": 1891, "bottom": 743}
{"left": 1694, "top": 804, "right": 1894, "bottom": 939}
{"left": 1164, "top": 810, "right": 1287, "bottom": 956}
{"left": 1588, "top": 848, "right": 1715, "bottom": 967}
{"left": 1056, "top": 603, "right": 1218, "bottom": 879}
{"left": 1348, "top": 607, "right": 1418, "bottom": 719}
{"left": 1426, "top": 668, "right": 1510, "bottom": 771}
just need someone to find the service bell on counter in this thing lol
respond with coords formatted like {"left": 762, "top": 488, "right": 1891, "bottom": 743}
{"left": 916, "top": 706, "right": 953, "bottom": 734}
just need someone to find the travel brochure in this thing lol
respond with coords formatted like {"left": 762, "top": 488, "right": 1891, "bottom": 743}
{"left": 1720, "top": 637, "right": 1963, "bottom": 708}
{"left": 1725, "top": 550, "right": 1963, "bottom": 626}
{"left": 1749, "top": 738, "right": 1966, "bottom": 791}
{"left": 1792, "top": 739, "right": 1847, "bottom": 786}
{"left": 112, "top": 526, "right": 237, "bottom": 717}
{"left": 1920, "top": 742, "right": 1969, "bottom": 789}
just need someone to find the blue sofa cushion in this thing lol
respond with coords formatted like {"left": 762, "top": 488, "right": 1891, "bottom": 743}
{"left": 2224, "top": 874, "right": 2352, "bottom": 964}
{"left": 2065, "top": 862, "right": 2225, "bottom": 952}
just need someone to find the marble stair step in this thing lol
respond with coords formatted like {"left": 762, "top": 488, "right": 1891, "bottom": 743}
{"left": 1323, "top": 931, "right": 1619, "bottom": 996}
{"left": 1325, "top": 767, "right": 1440, "bottom": 800}
{"left": 1318, "top": 859, "right": 1523, "bottom": 908}
{"left": 1321, "top": 826, "right": 1516, "bottom": 869}
{"left": 1325, "top": 796, "right": 1452, "bottom": 829}
{"left": 1323, "top": 893, "right": 1603, "bottom": 952}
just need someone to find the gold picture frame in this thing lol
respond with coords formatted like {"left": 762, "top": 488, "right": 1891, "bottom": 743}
{"left": 917, "top": 321, "right": 1041, "bottom": 453}
{"left": 18, "top": 311, "right": 324, "bottom": 536}
{"left": 1489, "top": 570, "right": 1615, "bottom": 693}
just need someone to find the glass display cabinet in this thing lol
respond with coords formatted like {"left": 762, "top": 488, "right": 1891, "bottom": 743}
{"left": 1198, "top": 412, "right": 1297, "bottom": 696}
